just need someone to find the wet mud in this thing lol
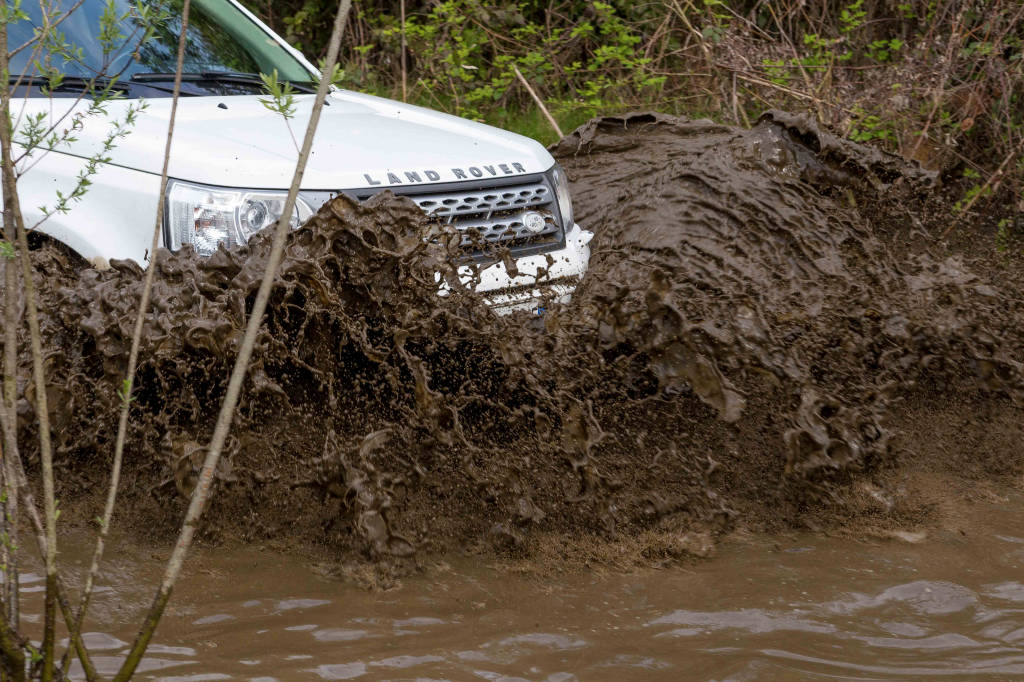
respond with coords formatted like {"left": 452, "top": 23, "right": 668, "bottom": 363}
{"left": 11, "top": 110, "right": 1024, "bottom": 566}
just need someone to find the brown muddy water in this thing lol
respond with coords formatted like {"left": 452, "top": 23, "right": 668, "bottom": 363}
{"left": 25, "top": 485, "right": 1024, "bottom": 680}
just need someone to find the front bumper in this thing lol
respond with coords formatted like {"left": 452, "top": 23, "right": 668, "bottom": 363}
{"left": 462, "top": 222, "right": 593, "bottom": 314}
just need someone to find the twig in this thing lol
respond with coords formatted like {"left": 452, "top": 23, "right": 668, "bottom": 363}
{"left": 7, "top": 0, "right": 87, "bottom": 59}
{"left": 60, "top": 1, "right": 194, "bottom": 673}
{"left": 0, "top": 408, "right": 16, "bottom": 630}
{"left": 912, "top": 9, "right": 963, "bottom": 160}
{"left": 0, "top": 379, "right": 97, "bottom": 679}
{"left": 7, "top": 429, "right": 98, "bottom": 680}
{"left": 667, "top": 0, "right": 712, "bottom": 66}
{"left": 0, "top": 23, "right": 60, "bottom": 681}
{"left": 731, "top": 72, "right": 750, "bottom": 129}
{"left": 765, "top": 2, "right": 826, "bottom": 123}
{"left": 0, "top": 596, "right": 25, "bottom": 682}
{"left": 1, "top": 150, "right": 20, "bottom": 640}
{"left": 511, "top": 65, "right": 563, "bottom": 138}
{"left": 940, "top": 138, "right": 1024, "bottom": 238}
{"left": 111, "top": 1, "right": 354, "bottom": 678}
{"left": 732, "top": 72, "right": 829, "bottom": 106}
{"left": 400, "top": 0, "right": 407, "bottom": 102}
{"left": 0, "top": 16, "right": 24, "bottom": 638}
{"left": 14, "top": 27, "right": 150, "bottom": 173}
{"left": 12, "top": 164, "right": 59, "bottom": 682}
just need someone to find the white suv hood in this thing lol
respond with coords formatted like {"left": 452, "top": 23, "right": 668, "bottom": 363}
{"left": 29, "top": 90, "right": 555, "bottom": 190}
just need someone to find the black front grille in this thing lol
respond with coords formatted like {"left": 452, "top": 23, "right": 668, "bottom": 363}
{"left": 308, "top": 173, "right": 566, "bottom": 257}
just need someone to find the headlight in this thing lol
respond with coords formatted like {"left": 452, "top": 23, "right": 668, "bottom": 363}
{"left": 549, "top": 164, "right": 574, "bottom": 229}
{"left": 165, "top": 180, "right": 314, "bottom": 256}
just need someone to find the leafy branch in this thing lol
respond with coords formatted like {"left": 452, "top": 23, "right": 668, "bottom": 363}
{"left": 259, "top": 68, "right": 300, "bottom": 152}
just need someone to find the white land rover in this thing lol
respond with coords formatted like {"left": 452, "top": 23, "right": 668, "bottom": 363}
{"left": 7, "top": 0, "right": 591, "bottom": 313}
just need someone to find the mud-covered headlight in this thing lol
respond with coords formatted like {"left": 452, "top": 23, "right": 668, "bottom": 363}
{"left": 165, "top": 180, "right": 314, "bottom": 256}
{"left": 549, "top": 164, "right": 574, "bottom": 228}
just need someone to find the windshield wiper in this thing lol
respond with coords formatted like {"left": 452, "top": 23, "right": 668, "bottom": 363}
{"left": 131, "top": 71, "right": 317, "bottom": 94}
{"left": 8, "top": 75, "right": 128, "bottom": 93}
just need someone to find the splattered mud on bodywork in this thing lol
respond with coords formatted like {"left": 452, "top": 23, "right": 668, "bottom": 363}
{"left": 12, "top": 111, "right": 1024, "bottom": 564}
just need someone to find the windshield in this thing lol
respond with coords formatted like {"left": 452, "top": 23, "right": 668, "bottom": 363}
{"left": 7, "top": 0, "right": 315, "bottom": 96}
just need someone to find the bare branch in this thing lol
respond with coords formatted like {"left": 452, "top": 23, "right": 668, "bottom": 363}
{"left": 113, "top": 1, "right": 354, "bottom": 674}
{"left": 3, "top": 22, "right": 61, "bottom": 676}
{"left": 1, "top": 78, "right": 22, "bottom": 640}
{"left": 511, "top": 65, "right": 563, "bottom": 138}
{"left": 11, "top": 161, "right": 58, "bottom": 682}
{"left": 61, "top": 0, "right": 193, "bottom": 670}
{"left": 7, "top": 0, "right": 88, "bottom": 59}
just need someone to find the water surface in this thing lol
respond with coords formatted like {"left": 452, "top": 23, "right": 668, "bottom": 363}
{"left": 27, "top": 487, "right": 1024, "bottom": 680}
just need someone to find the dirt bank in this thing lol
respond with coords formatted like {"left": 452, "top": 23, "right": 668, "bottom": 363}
{"left": 12, "top": 111, "right": 1024, "bottom": 570}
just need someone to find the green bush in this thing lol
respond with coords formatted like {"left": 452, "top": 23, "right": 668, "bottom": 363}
{"left": 242, "top": 0, "right": 1023, "bottom": 224}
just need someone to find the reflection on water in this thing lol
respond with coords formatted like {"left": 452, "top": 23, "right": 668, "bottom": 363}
{"left": 23, "top": 488, "right": 1024, "bottom": 680}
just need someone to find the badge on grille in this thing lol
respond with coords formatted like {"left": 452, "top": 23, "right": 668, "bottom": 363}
{"left": 523, "top": 211, "right": 546, "bottom": 234}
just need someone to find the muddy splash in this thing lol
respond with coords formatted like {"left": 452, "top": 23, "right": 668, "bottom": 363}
{"left": 12, "top": 111, "right": 1024, "bottom": 565}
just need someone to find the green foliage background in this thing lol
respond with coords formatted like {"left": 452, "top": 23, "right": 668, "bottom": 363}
{"left": 242, "top": 0, "right": 1023, "bottom": 238}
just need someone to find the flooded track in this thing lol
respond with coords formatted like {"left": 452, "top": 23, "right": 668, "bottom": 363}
{"left": 25, "top": 484, "right": 1024, "bottom": 680}
{"left": 9, "top": 109, "right": 1024, "bottom": 677}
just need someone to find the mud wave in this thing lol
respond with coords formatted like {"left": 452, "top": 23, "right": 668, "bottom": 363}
{"left": 12, "top": 111, "right": 1024, "bottom": 562}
